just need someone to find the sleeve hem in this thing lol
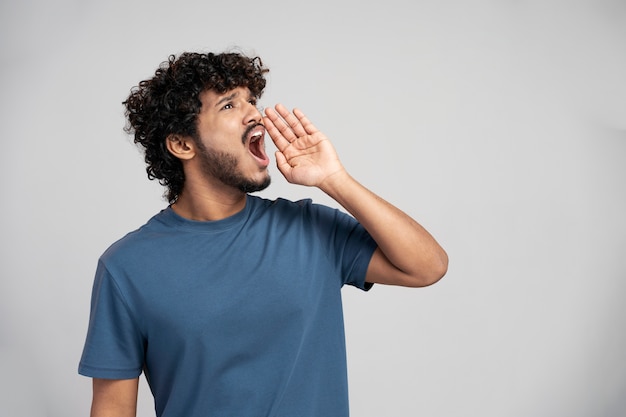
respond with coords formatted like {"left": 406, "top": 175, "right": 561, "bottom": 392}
{"left": 78, "top": 363, "right": 142, "bottom": 380}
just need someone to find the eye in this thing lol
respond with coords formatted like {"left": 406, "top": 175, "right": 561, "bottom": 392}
{"left": 248, "top": 98, "right": 258, "bottom": 106}
{"left": 221, "top": 103, "right": 233, "bottom": 110}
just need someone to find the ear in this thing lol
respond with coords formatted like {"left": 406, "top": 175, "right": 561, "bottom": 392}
{"left": 166, "top": 134, "right": 196, "bottom": 160}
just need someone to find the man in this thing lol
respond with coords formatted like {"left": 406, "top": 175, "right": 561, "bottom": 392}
{"left": 79, "top": 51, "right": 448, "bottom": 417}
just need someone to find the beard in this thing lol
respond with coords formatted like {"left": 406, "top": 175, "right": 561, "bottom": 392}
{"left": 194, "top": 139, "right": 271, "bottom": 194}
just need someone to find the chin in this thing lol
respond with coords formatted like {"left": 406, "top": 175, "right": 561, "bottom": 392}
{"left": 238, "top": 175, "right": 271, "bottom": 194}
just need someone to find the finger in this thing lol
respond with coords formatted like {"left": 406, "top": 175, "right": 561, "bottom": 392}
{"left": 274, "top": 150, "right": 293, "bottom": 182}
{"left": 263, "top": 114, "right": 291, "bottom": 152}
{"left": 274, "top": 104, "right": 307, "bottom": 138}
{"left": 293, "top": 108, "right": 320, "bottom": 135}
{"left": 265, "top": 105, "right": 297, "bottom": 143}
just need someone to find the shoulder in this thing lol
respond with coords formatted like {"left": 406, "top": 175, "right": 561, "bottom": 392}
{"left": 248, "top": 195, "right": 349, "bottom": 226}
{"left": 249, "top": 194, "right": 341, "bottom": 217}
{"left": 99, "top": 209, "right": 171, "bottom": 265}
{"left": 248, "top": 195, "right": 311, "bottom": 218}
{"left": 247, "top": 195, "right": 359, "bottom": 236}
{"left": 248, "top": 194, "right": 311, "bottom": 210}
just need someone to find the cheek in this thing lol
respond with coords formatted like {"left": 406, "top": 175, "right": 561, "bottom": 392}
{"left": 205, "top": 120, "right": 242, "bottom": 145}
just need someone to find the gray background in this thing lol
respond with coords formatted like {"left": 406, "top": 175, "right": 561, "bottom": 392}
{"left": 1, "top": 0, "right": 625, "bottom": 416}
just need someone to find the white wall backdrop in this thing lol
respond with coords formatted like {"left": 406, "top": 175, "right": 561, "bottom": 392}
{"left": 1, "top": 0, "right": 625, "bottom": 416}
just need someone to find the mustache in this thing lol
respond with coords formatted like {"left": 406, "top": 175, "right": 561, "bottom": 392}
{"left": 242, "top": 122, "right": 265, "bottom": 144}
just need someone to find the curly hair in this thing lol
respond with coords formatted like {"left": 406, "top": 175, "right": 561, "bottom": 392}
{"left": 123, "top": 52, "right": 269, "bottom": 203}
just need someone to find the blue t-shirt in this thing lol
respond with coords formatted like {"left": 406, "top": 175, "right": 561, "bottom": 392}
{"left": 79, "top": 195, "right": 377, "bottom": 417}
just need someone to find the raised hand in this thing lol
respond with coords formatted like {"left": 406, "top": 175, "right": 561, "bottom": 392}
{"left": 264, "top": 104, "right": 345, "bottom": 188}
{"left": 265, "top": 105, "right": 448, "bottom": 288}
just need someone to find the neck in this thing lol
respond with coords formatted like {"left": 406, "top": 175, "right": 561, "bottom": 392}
{"left": 171, "top": 180, "right": 247, "bottom": 222}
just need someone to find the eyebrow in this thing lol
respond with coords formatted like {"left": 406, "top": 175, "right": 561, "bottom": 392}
{"left": 214, "top": 90, "right": 255, "bottom": 108}
{"left": 215, "top": 91, "right": 238, "bottom": 108}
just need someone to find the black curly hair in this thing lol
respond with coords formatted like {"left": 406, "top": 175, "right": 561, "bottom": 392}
{"left": 123, "top": 52, "right": 269, "bottom": 203}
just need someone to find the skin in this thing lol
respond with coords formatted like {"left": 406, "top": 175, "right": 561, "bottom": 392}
{"left": 91, "top": 378, "right": 138, "bottom": 417}
{"left": 90, "top": 87, "right": 448, "bottom": 417}
{"left": 167, "top": 87, "right": 272, "bottom": 221}
{"left": 264, "top": 104, "right": 448, "bottom": 287}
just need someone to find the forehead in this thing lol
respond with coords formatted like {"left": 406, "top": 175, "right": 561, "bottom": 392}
{"left": 199, "top": 86, "right": 252, "bottom": 108}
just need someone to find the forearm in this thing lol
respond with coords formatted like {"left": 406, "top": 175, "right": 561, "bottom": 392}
{"left": 263, "top": 104, "right": 447, "bottom": 285}
{"left": 319, "top": 170, "right": 448, "bottom": 286}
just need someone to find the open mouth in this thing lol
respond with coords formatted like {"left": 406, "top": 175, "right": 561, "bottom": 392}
{"left": 245, "top": 124, "right": 270, "bottom": 166}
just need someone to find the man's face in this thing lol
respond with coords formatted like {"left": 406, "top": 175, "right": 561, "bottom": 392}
{"left": 193, "top": 86, "right": 271, "bottom": 193}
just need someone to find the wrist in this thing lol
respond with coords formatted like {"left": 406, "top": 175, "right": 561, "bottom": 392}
{"left": 318, "top": 168, "right": 352, "bottom": 197}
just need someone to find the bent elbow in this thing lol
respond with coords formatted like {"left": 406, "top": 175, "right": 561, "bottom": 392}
{"left": 429, "top": 258, "right": 448, "bottom": 286}
{"left": 416, "top": 251, "right": 448, "bottom": 287}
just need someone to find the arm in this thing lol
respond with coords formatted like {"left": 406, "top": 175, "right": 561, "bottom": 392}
{"left": 264, "top": 105, "right": 448, "bottom": 287}
{"left": 91, "top": 378, "right": 139, "bottom": 417}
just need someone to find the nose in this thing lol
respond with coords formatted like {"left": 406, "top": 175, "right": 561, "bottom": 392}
{"left": 245, "top": 101, "right": 263, "bottom": 125}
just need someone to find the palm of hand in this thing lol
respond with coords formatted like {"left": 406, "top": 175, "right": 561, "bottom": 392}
{"left": 278, "top": 132, "right": 343, "bottom": 186}
{"left": 264, "top": 105, "right": 344, "bottom": 188}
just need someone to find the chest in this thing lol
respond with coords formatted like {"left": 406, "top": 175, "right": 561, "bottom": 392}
{"left": 125, "top": 230, "right": 340, "bottom": 344}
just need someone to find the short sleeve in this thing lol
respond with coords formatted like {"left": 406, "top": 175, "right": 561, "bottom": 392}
{"left": 78, "top": 260, "right": 144, "bottom": 379}
{"left": 307, "top": 202, "right": 378, "bottom": 290}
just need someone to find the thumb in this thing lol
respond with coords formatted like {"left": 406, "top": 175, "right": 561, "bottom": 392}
{"left": 275, "top": 151, "right": 293, "bottom": 181}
